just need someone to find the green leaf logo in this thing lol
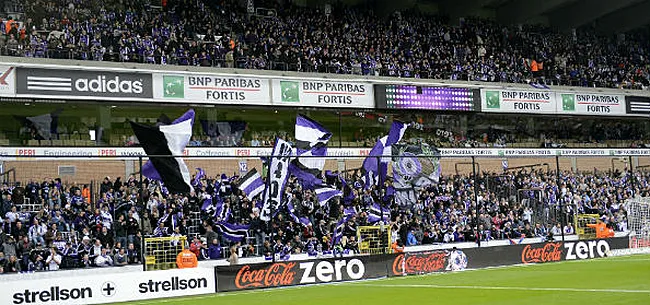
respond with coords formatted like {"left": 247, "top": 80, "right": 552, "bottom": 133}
{"left": 562, "top": 94, "right": 575, "bottom": 111}
{"left": 163, "top": 75, "right": 184, "bottom": 98}
{"left": 486, "top": 91, "right": 500, "bottom": 109}
{"left": 280, "top": 81, "right": 300, "bottom": 102}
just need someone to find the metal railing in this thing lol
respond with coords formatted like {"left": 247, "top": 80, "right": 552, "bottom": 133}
{"left": 1, "top": 45, "right": 647, "bottom": 90}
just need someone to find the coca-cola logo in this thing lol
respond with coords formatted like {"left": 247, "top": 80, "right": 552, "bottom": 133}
{"left": 521, "top": 242, "right": 563, "bottom": 264}
{"left": 234, "top": 262, "right": 297, "bottom": 289}
{"left": 630, "top": 236, "right": 650, "bottom": 249}
{"left": 392, "top": 252, "right": 447, "bottom": 275}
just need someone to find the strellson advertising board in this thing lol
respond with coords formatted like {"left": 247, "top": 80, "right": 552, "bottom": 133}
{"left": 152, "top": 73, "right": 271, "bottom": 105}
{"left": 1, "top": 268, "right": 214, "bottom": 305}
{"left": 271, "top": 79, "right": 374, "bottom": 108}
{"left": 15, "top": 68, "right": 153, "bottom": 100}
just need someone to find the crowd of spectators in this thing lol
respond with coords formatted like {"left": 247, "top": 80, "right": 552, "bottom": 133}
{"left": 2, "top": 163, "right": 639, "bottom": 274}
{"left": 0, "top": 175, "right": 185, "bottom": 273}
{"left": 202, "top": 167, "right": 635, "bottom": 256}
{"left": 0, "top": 169, "right": 632, "bottom": 271}
{"left": 1, "top": 0, "right": 649, "bottom": 89}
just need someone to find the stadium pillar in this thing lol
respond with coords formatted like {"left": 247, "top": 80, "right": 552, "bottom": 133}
{"left": 139, "top": 156, "right": 146, "bottom": 271}
{"left": 629, "top": 155, "right": 635, "bottom": 197}
{"left": 338, "top": 112, "right": 342, "bottom": 148}
{"left": 472, "top": 156, "right": 480, "bottom": 247}
{"left": 556, "top": 156, "right": 565, "bottom": 242}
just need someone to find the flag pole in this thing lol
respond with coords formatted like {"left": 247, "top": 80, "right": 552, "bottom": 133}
{"left": 378, "top": 155, "right": 384, "bottom": 224}
{"left": 556, "top": 156, "right": 565, "bottom": 242}
{"left": 472, "top": 156, "right": 480, "bottom": 247}
{"left": 263, "top": 155, "right": 275, "bottom": 263}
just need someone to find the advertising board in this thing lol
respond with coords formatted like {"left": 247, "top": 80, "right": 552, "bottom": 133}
{"left": 271, "top": 79, "right": 374, "bottom": 108}
{"left": 4, "top": 147, "right": 650, "bottom": 160}
{"left": 375, "top": 85, "right": 477, "bottom": 111}
{"left": 0, "top": 65, "right": 16, "bottom": 96}
{"left": 1, "top": 268, "right": 214, "bottom": 305}
{"left": 481, "top": 89, "right": 556, "bottom": 114}
{"left": 152, "top": 73, "right": 271, "bottom": 105}
{"left": 215, "top": 255, "right": 389, "bottom": 292}
{"left": 556, "top": 92, "right": 626, "bottom": 116}
{"left": 15, "top": 68, "right": 153, "bottom": 99}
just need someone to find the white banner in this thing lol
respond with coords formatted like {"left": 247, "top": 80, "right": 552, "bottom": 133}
{"left": 2, "top": 268, "right": 214, "bottom": 305}
{"left": 556, "top": 93, "right": 626, "bottom": 116}
{"left": 4, "top": 147, "right": 650, "bottom": 159}
{"left": 481, "top": 89, "right": 556, "bottom": 114}
{"left": 271, "top": 79, "right": 374, "bottom": 108}
{"left": 153, "top": 73, "right": 271, "bottom": 105}
{"left": 260, "top": 138, "right": 293, "bottom": 221}
{"left": 0, "top": 65, "right": 16, "bottom": 96}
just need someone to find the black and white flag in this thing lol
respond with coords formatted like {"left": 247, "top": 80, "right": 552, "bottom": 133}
{"left": 260, "top": 138, "right": 293, "bottom": 221}
{"left": 130, "top": 109, "right": 194, "bottom": 194}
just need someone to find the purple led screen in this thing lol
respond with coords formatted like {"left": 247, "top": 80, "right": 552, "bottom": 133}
{"left": 383, "top": 85, "right": 475, "bottom": 111}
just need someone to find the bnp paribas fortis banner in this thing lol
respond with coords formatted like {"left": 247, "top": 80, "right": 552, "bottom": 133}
{"left": 481, "top": 89, "right": 626, "bottom": 116}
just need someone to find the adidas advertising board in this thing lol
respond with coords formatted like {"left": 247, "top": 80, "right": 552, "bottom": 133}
{"left": 271, "top": 79, "right": 374, "bottom": 109}
{"left": 16, "top": 68, "right": 153, "bottom": 99}
{"left": 2, "top": 268, "right": 214, "bottom": 305}
{"left": 152, "top": 73, "right": 271, "bottom": 105}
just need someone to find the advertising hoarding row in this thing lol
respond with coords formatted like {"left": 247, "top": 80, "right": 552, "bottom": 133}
{"left": 1, "top": 268, "right": 214, "bottom": 305}
{"left": 0, "top": 237, "right": 631, "bottom": 304}
{"left": 481, "top": 89, "right": 627, "bottom": 116}
{"left": 3, "top": 64, "right": 649, "bottom": 116}
{"left": 5, "top": 147, "right": 650, "bottom": 160}
{"left": 10, "top": 66, "right": 376, "bottom": 108}
{"left": 215, "top": 237, "right": 629, "bottom": 292}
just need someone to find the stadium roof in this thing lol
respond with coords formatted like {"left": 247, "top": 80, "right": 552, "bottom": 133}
{"left": 433, "top": 0, "right": 650, "bottom": 32}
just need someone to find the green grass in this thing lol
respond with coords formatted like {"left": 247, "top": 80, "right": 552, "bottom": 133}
{"left": 112, "top": 254, "right": 650, "bottom": 305}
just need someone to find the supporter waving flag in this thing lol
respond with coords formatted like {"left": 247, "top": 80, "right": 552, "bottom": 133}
{"left": 214, "top": 222, "right": 249, "bottom": 242}
{"left": 315, "top": 185, "right": 342, "bottom": 206}
{"left": 340, "top": 176, "right": 357, "bottom": 205}
{"left": 192, "top": 168, "right": 205, "bottom": 187}
{"left": 332, "top": 215, "right": 352, "bottom": 246}
{"left": 287, "top": 202, "right": 312, "bottom": 227}
{"left": 362, "top": 121, "right": 408, "bottom": 188}
{"left": 130, "top": 109, "right": 194, "bottom": 194}
{"left": 260, "top": 138, "right": 293, "bottom": 221}
{"left": 289, "top": 114, "right": 333, "bottom": 189}
{"left": 367, "top": 203, "right": 391, "bottom": 223}
{"left": 234, "top": 168, "right": 265, "bottom": 201}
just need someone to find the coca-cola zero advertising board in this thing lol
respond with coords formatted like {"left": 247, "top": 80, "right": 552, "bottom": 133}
{"left": 215, "top": 255, "right": 390, "bottom": 292}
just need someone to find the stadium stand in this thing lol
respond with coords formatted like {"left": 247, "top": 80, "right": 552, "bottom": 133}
{"left": 0, "top": 0, "right": 648, "bottom": 89}
{"left": 0, "top": 0, "right": 645, "bottom": 277}
{"left": 0, "top": 167, "right": 637, "bottom": 274}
